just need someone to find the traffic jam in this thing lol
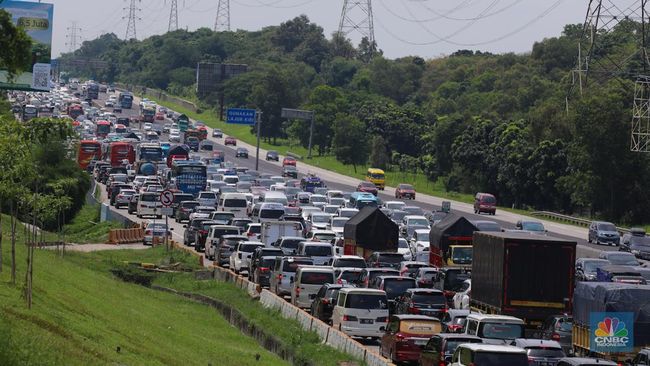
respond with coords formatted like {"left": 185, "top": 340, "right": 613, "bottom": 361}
{"left": 12, "top": 81, "right": 650, "bottom": 366}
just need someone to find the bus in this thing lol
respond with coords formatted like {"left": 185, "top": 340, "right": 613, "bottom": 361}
{"left": 22, "top": 104, "right": 38, "bottom": 121}
{"left": 77, "top": 140, "right": 102, "bottom": 170}
{"left": 87, "top": 83, "right": 99, "bottom": 99}
{"left": 67, "top": 104, "right": 84, "bottom": 119}
{"left": 118, "top": 92, "right": 133, "bottom": 109}
{"left": 137, "top": 142, "right": 164, "bottom": 162}
{"left": 142, "top": 106, "right": 155, "bottom": 122}
{"left": 170, "top": 161, "right": 207, "bottom": 196}
{"left": 106, "top": 141, "right": 135, "bottom": 167}
{"left": 96, "top": 120, "right": 111, "bottom": 138}
{"left": 300, "top": 175, "right": 325, "bottom": 193}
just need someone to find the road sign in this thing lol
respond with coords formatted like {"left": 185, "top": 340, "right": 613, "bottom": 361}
{"left": 281, "top": 108, "right": 314, "bottom": 121}
{"left": 160, "top": 207, "right": 173, "bottom": 216}
{"left": 160, "top": 190, "right": 174, "bottom": 207}
{"left": 226, "top": 108, "right": 256, "bottom": 125}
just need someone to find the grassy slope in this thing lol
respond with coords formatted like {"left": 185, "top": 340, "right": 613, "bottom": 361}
{"left": 0, "top": 215, "right": 287, "bottom": 366}
{"left": 60, "top": 202, "right": 123, "bottom": 244}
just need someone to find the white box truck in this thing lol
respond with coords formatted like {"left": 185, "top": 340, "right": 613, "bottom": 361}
{"left": 261, "top": 221, "right": 303, "bottom": 247}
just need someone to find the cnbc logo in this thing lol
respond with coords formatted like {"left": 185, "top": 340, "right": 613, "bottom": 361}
{"left": 590, "top": 313, "right": 634, "bottom": 352}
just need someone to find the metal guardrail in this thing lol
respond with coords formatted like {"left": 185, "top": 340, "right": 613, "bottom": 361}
{"left": 286, "top": 151, "right": 303, "bottom": 160}
{"left": 531, "top": 211, "right": 630, "bottom": 234}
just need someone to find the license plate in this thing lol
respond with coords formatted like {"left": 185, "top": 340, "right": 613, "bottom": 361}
{"left": 360, "top": 319, "right": 374, "bottom": 324}
{"left": 414, "top": 339, "right": 428, "bottom": 346}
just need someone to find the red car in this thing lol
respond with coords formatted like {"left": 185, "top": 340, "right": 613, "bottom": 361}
{"left": 282, "top": 156, "right": 297, "bottom": 167}
{"left": 357, "top": 181, "right": 378, "bottom": 196}
{"left": 380, "top": 315, "right": 442, "bottom": 364}
{"left": 155, "top": 112, "right": 165, "bottom": 120}
{"left": 224, "top": 136, "right": 237, "bottom": 146}
{"left": 395, "top": 183, "right": 416, "bottom": 200}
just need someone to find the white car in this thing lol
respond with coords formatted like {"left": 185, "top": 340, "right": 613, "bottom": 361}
{"left": 143, "top": 122, "right": 153, "bottom": 131}
{"left": 453, "top": 279, "right": 471, "bottom": 310}
{"left": 169, "top": 131, "right": 181, "bottom": 142}
{"left": 229, "top": 241, "right": 264, "bottom": 274}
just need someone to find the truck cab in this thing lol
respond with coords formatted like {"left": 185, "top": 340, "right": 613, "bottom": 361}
{"left": 463, "top": 314, "right": 525, "bottom": 345}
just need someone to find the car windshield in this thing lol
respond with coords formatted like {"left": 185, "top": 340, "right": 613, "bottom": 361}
{"left": 556, "top": 319, "right": 573, "bottom": 332}
{"left": 404, "top": 207, "right": 424, "bottom": 216}
{"left": 478, "top": 323, "right": 524, "bottom": 340}
{"left": 335, "top": 259, "right": 365, "bottom": 267}
{"left": 331, "top": 218, "right": 348, "bottom": 228}
{"left": 301, "top": 272, "right": 334, "bottom": 285}
{"left": 314, "top": 233, "right": 336, "bottom": 242}
{"left": 475, "top": 221, "right": 501, "bottom": 231}
{"left": 629, "top": 236, "right": 650, "bottom": 246}
{"left": 311, "top": 196, "right": 327, "bottom": 203}
{"left": 398, "top": 239, "right": 408, "bottom": 249}
{"left": 200, "top": 193, "right": 216, "bottom": 199}
{"left": 182, "top": 202, "right": 200, "bottom": 209}
{"left": 598, "top": 223, "right": 617, "bottom": 231}
{"left": 391, "top": 211, "right": 407, "bottom": 221}
{"left": 212, "top": 213, "right": 234, "bottom": 221}
{"left": 240, "top": 244, "right": 262, "bottom": 252}
{"left": 583, "top": 260, "right": 608, "bottom": 274}
{"left": 384, "top": 279, "right": 416, "bottom": 298}
{"left": 346, "top": 294, "right": 387, "bottom": 309}
{"left": 281, "top": 239, "right": 302, "bottom": 249}
{"left": 522, "top": 222, "right": 545, "bottom": 232}
{"left": 260, "top": 209, "right": 285, "bottom": 219}
{"left": 248, "top": 225, "right": 261, "bottom": 234}
{"left": 452, "top": 247, "right": 473, "bottom": 263}
{"left": 412, "top": 293, "right": 446, "bottom": 305}
{"left": 339, "top": 271, "right": 362, "bottom": 283}
{"left": 305, "top": 245, "right": 332, "bottom": 256}
{"left": 408, "top": 218, "right": 429, "bottom": 226}
{"left": 282, "top": 260, "right": 313, "bottom": 272}
{"left": 526, "top": 348, "right": 565, "bottom": 358}
{"left": 312, "top": 215, "right": 330, "bottom": 223}
{"left": 445, "top": 339, "right": 483, "bottom": 355}
{"left": 445, "top": 272, "right": 471, "bottom": 291}
{"left": 607, "top": 253, "right": 639, "bottom": 265}
{"left": 472, "top": 352, "right": 527, "bottom": 366}
{"left": 224, "top": 199, "right": 247, "bottom": 207}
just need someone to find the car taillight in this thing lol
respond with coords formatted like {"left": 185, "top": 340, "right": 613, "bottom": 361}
{"left": 395, "top": 334, "right": 405, "bottom": 341}
{"left": 551, "top": 333, "right": 561, "bottom": 341}
{"left": 259, "top": 267, "right": 269, "bottom": 272}
{"left": 443, "top": 290, "right": 455, "bottom": 298}
{"left": 199, "top": 230, "right": 207, "bottom": 235}
{"left": 376, "top": 317, "right": 388, "bottom": 323}
{"left": 342, "top": 315, "right": 358, "bottom": 321}
{"left": 528, "top": 356, "right": 535, "bottom": 364}
{"left": 145, "top": 230, "right": 152, "bottom": 235}
{"left": 277, "top": 274, "right": 283, "bottom": 280}
{"left": 440, "top": 307, "right": 448, "bottom": 313}
{"left": 321, "top": 298, "right": 329, "bottom": 305}
{"left": 408, "top": 306, "right": 420, "bottom": 314}
{"left": 247, "top": 232, "right": 255, "bottom": 237}
{"left": 295, "top": 287, "right": 301, "bottom": 296}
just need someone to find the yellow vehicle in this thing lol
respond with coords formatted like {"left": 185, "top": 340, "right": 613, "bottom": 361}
{"left": 365, "top": 168, "right": 385, "bottom": 190}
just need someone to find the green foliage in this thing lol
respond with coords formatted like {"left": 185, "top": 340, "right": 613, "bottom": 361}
{"left": 369, "top": 135, "right": 389, "bottom": 169}
{"left": 332, "top": 115, "right": 369, "bottom": 172}
{"left": 0, "top": 9, "right": 32, "bottom": 80}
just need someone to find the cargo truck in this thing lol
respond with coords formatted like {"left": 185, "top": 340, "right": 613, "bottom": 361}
{"left": 429, "top": 213, "right": 477, "bottom": 268}
{"left": 343, "top": 206, "right": 398, "bottom": 259}
{"left": 260, "top": 221, "right": 303, "bottom": 247}
{"left": 572, "top": 282, "right": 650, "bottom": 362}
{"left": 470, "top": 231, "right": 576, "bottom": 333}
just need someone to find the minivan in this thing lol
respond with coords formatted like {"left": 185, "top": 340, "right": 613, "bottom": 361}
{"left": 137, "top": 192, "right": 162, "bottom": 218}
{"left": 474, "top": 193, "right": 496, "bottom": 215}
{"left": 297, "top": 242, "right": 334, "bottom": 265}
{"left": 291, "top": 266, "right": 336, "bottom": 309}
{"left": 219, "top": 192, "right": 248, "bottom": 218}
{"left": 331, "top": 288, "right": 389, "bottom": 339}
{"left": 463, "top": 314, "right": 525, "bottom": 345}
{"left": 258, "top": 202, "right": 285, "bottom": 223}
{"left": 270, "top": 256, "right": 315, "bottom": 297}
{"left": 450, "top": 344, "right": 528, "bottom": 366}
{"left": 205, "top": 225, "right": 240, "bottom": 260}
{"left": 261, "top": 191, "right": 289, "bottom": 206}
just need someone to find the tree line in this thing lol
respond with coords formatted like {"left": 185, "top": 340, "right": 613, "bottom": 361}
{"left": 61, "top": 16, "right": 650, "bottom": 224}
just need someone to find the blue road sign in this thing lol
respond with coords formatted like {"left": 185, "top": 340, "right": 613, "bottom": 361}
{"left": 226, "top": 108, "right": 256, "bottom": 125}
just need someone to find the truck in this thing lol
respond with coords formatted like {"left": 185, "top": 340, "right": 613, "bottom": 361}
{"left": 176, "top": 114, "right": 189, "bottom": 132}
{"left": 86, "top": 83, "right": 99, "bottom": 99}
{"left": 573, "top": 282, "right": 650, "bottom": 362}
{"left": 429, "top": 213, "right": 478, "bottom": 268}
{"left": 260, "top": 221, "right": 303, "bottom": 247}
{"left": 166, "top": 145, "right": 190, "bottom": 168}
{"left": 118, "top": 92, "right": 133, "bottom": 109}
{"left": 470, "top": 231, "right": 576, "bottom": 333}
{"left": 343, "top": 206, "right": 398, "bottom": 259}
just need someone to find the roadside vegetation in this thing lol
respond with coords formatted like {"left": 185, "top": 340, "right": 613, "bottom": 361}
{"left": 0, "top": 217, "right": 288, "bottom": 366}
{"left": 59, "top": 201, "right": 122, "bottom": 244}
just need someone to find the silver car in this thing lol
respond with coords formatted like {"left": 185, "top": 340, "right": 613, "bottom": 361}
{"left": 143, "top": 222, "right": 171, "bottom": 246}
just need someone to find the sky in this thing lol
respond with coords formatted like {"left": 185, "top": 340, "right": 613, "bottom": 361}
{"left": 32, "top": 0, "right": 600, "bottom": 59}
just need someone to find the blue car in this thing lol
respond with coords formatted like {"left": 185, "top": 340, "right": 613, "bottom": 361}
{"left": 588, "top": 221, "right": 620, "bottom": 246}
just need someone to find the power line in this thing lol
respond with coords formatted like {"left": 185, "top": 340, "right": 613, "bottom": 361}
{"left": 124, "top": 0, "right": 142, "bottom": 40}
{"left": 338, "top": 0, "right": 376, "bottom": 44}
{"left": 65, "top": 21, "right": 82, "bottom": 52}
{"left": 214, "top": 0, "right": 231, "bottom": 31}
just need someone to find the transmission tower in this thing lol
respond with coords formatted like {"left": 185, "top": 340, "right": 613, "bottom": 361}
{"left": 214, "top": 0, "right": 230, "bottom": 32}
{"left": 124, "top": 0, "right": 141, "bottom": 40}
{"left": 168, "top": 0, "right": 179, "bottom": 32}
{"left": 65, "top": 21, "right": 82, "bottom": 53}
{"left": 338, "top": 0, "right": 375, "bottom": 44}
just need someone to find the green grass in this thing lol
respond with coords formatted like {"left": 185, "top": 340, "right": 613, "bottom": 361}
{"left": 60, "top": 202, "right": 123, "bottom": 244}
{"left": 153, "top": 272, "right": 361, "bottom": 366}
{"left": 0, "top": 215, "right": 288, "bottom": 366}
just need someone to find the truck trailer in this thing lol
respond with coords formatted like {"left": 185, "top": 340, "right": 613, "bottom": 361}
{"left": 470, "top": 231, "right": 576, "bottom": 333}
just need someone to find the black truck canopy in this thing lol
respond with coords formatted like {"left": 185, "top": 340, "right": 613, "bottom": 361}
{"left": 429, "top": 213, "right": 478, "bottom": 252}
{"left": 167, "top": 145, "right": 190, "bottom": 157}
{"left": 123, "top": 132, "right": 140, "bottom": 140}
{"left": 343, "top": 206, "right": 398, "bottom": 251}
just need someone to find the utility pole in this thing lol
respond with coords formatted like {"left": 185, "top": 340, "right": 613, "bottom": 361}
{"left": 65, "top": 21, "right": 82, "bottom": 53}
{"left": 124, "top": 0, "right": 141, "bottom": 40}
{"left": 255, "top": 111, "right": 261, "bottom": 171}
{"left": 168, "top": 0, "right": 179, "bottom": 32}
{"left": 338, "top": 0, "right": 375, "bottom": 44}
{"left": 214, "top": 0, "right": 231, "bottom": 32}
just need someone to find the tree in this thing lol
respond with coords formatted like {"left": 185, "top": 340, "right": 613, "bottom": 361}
{"left": 369, "top": 135, "right": 389, "bottom": 169}
{"left": 357, "top": 36, "right": 381, "bottom": 63}
{"left": 0, "top": 9, "right": 32, "bottom": 81}
{"left": 332, "top": 115, "right": 369, "bottom": 173}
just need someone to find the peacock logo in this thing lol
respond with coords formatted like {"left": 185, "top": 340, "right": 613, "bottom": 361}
{"left": 595, "top": 317, "right": 628, "bottom": 338}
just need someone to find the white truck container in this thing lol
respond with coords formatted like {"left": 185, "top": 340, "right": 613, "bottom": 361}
{"left": 260, "top": 221, "right": 304, "bottom": 247}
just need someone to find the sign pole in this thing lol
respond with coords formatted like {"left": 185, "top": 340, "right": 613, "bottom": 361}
{"left": 165, "top": 213, "right": 169, "bottom": 252}
{"left": 255, "top": 111, "right": 261, "bottom": 171}
{"left": 308, "top": 112, "right": 314, "bottom": 159}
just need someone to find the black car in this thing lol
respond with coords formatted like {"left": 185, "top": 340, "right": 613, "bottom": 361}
{"left": 394, "top": 288, "right": 447, "bottom": 319}
{"left": 249, "top": 247, "right": 283, "bottom": 276}
{"left": 266, "top": 150, "right": 279, "bottom": 161}
{"left": 419, "top": 334, "right": 483, "bottom": 366}
{"left": 183, "top": 218, "right": 210, "bottom": 246}
{"left": 541, "top": 315, "right": 574, "bottom": 355}
{"left": 235, "top": 148, "right": 249, "bottom": 158}
{"left": 169, "top": 193, "right": 194, "bottom": 217}
{"left": 310, "top": 284, "right": 347, "bottom": 324}
{"left": 175, "top": 200, "right": 200, "bottom": 223}
{"left": 620, "top": 228, "right": 650, "bottom": 260}
{"left": 253, "top": 256, "right": 277, "bottom": 287}
{"left": 282, "top": 166, "right": 298, "bottom": 179}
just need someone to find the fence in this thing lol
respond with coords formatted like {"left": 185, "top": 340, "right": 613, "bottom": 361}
{"left": 531, "top": 211, "right": 630, "bottom": 233}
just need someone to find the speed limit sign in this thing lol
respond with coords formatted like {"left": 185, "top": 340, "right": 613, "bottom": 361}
{"left": 160, "top": 190, "right": 174, "bottom": 207}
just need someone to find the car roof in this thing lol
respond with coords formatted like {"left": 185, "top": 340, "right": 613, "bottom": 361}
{"left": 557, "top": 358, "right": 618, "bottom": 365}
{"left": 391, "top": 314, "right": 439, "bottom": 321}
{"left": 514, "top": 338, "right": 562, "bottom": 348}
{"left": 466, "top": 314, "right": 524, "bottom": 323}
{"left": 458, "top": 344, "right": 525, "bottom": 353}
{"left": 405, "top": 288, "right": 443, "bottom": 295}
{"left": 435, "top": 333, "right": 482, "bottom": 341}
{"left": 339, "top": 288, "right": 386, "bottom": 295}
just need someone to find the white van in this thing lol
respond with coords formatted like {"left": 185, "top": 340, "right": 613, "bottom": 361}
{"left": 219, "top": 192, "right": 248, "bottom": 218}
{"left": 137, "top": 192, "right": 162, "bottom": 218}
{"left": 332, "top": 288, "right": 389, "bottom": 339}
{"left": 297, "top": 242, "right": 334, "bottom": 265}
{"left": 463, "top": 314, "right": 525, "bottom": 345}
{"left": 261, "top": 191, "right": 289, "bottom": 206}
{"left": 258, "top": 203, "right": 285, "bottom": 223}
{"left": 291, "top": 266, "right": 335, "bottom": 309}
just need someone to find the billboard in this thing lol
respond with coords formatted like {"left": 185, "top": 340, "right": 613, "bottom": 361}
{"left": 590, "top": 312, "right": 634, "bottom": 353}
{"left": 0, "top": 1, "right": 54, "bottom": 91}
{"left": 195, "top": 62, "right": 247, "bottom": 95}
